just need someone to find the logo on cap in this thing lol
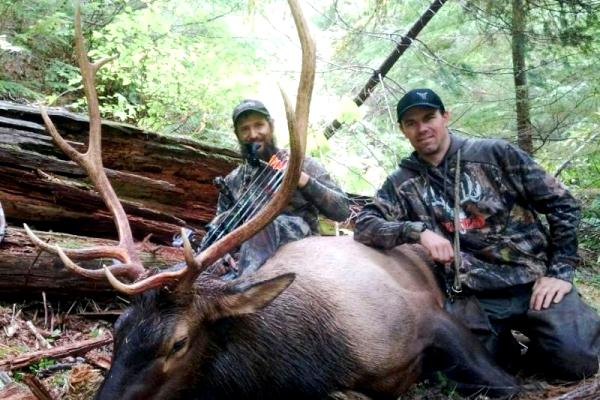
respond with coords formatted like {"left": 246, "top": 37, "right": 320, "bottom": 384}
{"left": 416, "top": 91, "right": 428, "bottom": 100}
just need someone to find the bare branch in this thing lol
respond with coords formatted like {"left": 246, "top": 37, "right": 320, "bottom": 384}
{"left": 554, "top": 131, "right": 600, "bottom": 178}
{"left": 324, "top": 0, "right": 449, "bottom": 139}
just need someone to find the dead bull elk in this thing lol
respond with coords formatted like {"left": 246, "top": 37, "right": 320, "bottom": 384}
{"left": 26, "top": 1, "right": 518, "bottom": 399}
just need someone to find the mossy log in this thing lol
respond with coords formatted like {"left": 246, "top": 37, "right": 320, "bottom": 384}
{"left": 0, "top": 226, "right": 184, "bottom": 296}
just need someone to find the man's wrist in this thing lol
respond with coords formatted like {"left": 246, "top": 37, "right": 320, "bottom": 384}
{"left": 406, "top": 222, "right": 427, "bottom": 243}
{"left": 546, "top": 267, "right": 575, "bottom": 283}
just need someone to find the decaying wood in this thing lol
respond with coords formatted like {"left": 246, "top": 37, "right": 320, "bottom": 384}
{"left": 77, "top": 311, "right": 122, "bottom": 318}
{"left": 21, "top": 375, "right": 54, "bottom": 400}
{"left": 0, "top": 100, "right": 240, "bottom": 244}
{"left": 0, "top": 383, "right": 36, "bottom": 400}
{"left": 85, "top": 352, "right": 112, "bottom": 370}
{"left": 0, "top": 336, "right": 112, "bottom": 371}
{"left": 0, "top": 227, "right": 183, "bottom": 295}
{"left": 25, "top": 321, "right": 52, "bottom": 350}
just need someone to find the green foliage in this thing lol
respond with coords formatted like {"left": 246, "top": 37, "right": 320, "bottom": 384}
{"left": 0, "top": 80, "right": 42, "bottom": 100}
{"left": 29, "top": 357, "right": 55, "bottom": 374}
{"left": 1, "top": 0, "right": 598, "bottom": 197}
{"left": 335, "top": 97, "right": 363, "bottom": 124}
{"left": 44, "top": 60, "right": 80, "bottom": 93}
{"left": 79, "top": 0, "right": 260, "bottom": 148}
{"left": 89, "top": 324, "right": 104, "bottom": 338}
{"left": 316, "top": 0, "right": 600, "bottom": 194}
{"left": 0, "top": 0, "right": 267, "bottom": 149}
{"left": 49, "top": 372, "right": 68, "bottom": 389}
{"left": 576, "top": 186, "right": 600, "bottom": 267}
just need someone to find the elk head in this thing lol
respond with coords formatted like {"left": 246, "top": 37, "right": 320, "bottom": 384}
{"left": 25, "top": 1, "right": 315, "bottom": 398}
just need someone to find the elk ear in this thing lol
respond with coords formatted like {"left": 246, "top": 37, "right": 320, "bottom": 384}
{"left": 219, "top": 273, "right": 295, "bottom": 317}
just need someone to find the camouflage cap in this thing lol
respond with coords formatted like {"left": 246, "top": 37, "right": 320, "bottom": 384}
{"left": 232, "top": 99, "right": 271, "bottom": 125}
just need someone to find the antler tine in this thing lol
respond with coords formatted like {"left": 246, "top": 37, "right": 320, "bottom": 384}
{"left": 289, "top": 0, "right": 316, "bottom": 136}
{"left": 24, "top": 224, "right": 135, "bottom": 280}
{"left": 104, "top": 0, "right": 316, "bottom": 293}
{"left": 102, "top": 228, "right": 197, "bottom": 295}
{"left": 27, "top": 2, "right": 146, "bottom": 285}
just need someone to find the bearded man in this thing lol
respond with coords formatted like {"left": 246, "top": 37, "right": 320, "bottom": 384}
{"left": 205, "top": 99, "right": 349, "bottom": 277}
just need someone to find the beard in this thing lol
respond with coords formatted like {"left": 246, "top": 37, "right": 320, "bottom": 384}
{"left": 240, "top": 140, "right": 278, "bottom": 162}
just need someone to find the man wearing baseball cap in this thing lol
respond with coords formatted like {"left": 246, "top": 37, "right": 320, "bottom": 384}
{"left": 354, "top": 88, "right": 600, "bottom": 381}
{"left": 203, "top": 99, "right": 349, "bottom": 277}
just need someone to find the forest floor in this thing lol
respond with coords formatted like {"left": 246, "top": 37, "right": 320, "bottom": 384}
{"left": 0, "top": 277, "right": 599, "bottom": 399}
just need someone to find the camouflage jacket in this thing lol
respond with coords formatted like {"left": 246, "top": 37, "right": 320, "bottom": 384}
{"left": 354, "top": 134, "right": 581, "bottom": 291}
{"left": 216, "top": 151, "right": 350, "bottom": 236}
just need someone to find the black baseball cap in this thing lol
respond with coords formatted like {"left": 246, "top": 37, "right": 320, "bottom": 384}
{"left": 232, "top": 99, "right": 271, "bottom": 125}
{"left": 396, "top": 88, "right": 445, "bottom": 122}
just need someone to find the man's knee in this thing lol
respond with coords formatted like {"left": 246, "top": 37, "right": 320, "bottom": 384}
{"left": 526, "top": 289, "right": 600, "bottom": 380}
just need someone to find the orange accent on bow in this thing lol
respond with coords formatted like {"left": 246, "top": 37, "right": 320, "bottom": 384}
{"left": 268, "top": 154, "right": 287, "bottom": 170}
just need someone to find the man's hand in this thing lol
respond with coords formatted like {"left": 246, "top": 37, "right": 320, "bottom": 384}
{"left": 530, "top": 276, "right": 573, "bottom": 311}
{"left": 419, "top": 229, "right": 454, "bottom": 264}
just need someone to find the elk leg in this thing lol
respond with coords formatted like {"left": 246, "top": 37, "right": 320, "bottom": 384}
{"left": 423, "top": 311, "right": 520, "bottom": 399}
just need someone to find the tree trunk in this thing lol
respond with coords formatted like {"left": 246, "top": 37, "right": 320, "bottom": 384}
{"left": 0, "top": 227, "right": 183, "bottom": 296}
{"left": 511, "top": 0, "right": 533, "bottom": 154}
{"left": 0, "top": 101, "right": 240, "bottom": 244}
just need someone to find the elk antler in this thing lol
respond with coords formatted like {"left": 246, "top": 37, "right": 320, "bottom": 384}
{"left": 26, "top": 0, "right": 316, "bottom": 295}
{"left": 104, "top": 0, "right": 316, "bottom": 294}
{"left": 24, "top": 5, "right": 142, "bottom": 283}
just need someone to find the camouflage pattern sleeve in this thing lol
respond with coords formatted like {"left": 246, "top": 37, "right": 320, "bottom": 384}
{"left": 213, "top": 166, "right": 245, "bottom": 221}
{"left": 300, "top": 158, "right": 350, "bottom": 222}
{"left": 353, "top": 177, "right": 425, "bottom": 249}
{"left": 502, "top": 143, "right": 581, "bottom": 282}
{"left": 216, "top": 192, "right": 230, "bottom": 215}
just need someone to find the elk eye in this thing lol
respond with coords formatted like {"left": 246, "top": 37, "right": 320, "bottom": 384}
{"left": 170, "top": 338, "right": 187, "bottom": 356}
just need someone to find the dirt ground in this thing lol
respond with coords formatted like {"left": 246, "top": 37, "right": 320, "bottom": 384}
{"left": 0, "top": 285, "right": 599, "bottom": 399}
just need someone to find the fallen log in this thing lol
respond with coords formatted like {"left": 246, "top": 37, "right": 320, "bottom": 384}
{"left": 21, "top": 375, "right": 54, "bottom": 400}
{"left": 0, "top": 336, "right": 112, "bottom": 371}
{"left": 0, "top": 100, "right": 240, "bottom": 244}
{"left": 0, "top": 227, "right": 184, "bottom": 296}
{"left": 0, "top": 383, "right": 36, "bottom": 400}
